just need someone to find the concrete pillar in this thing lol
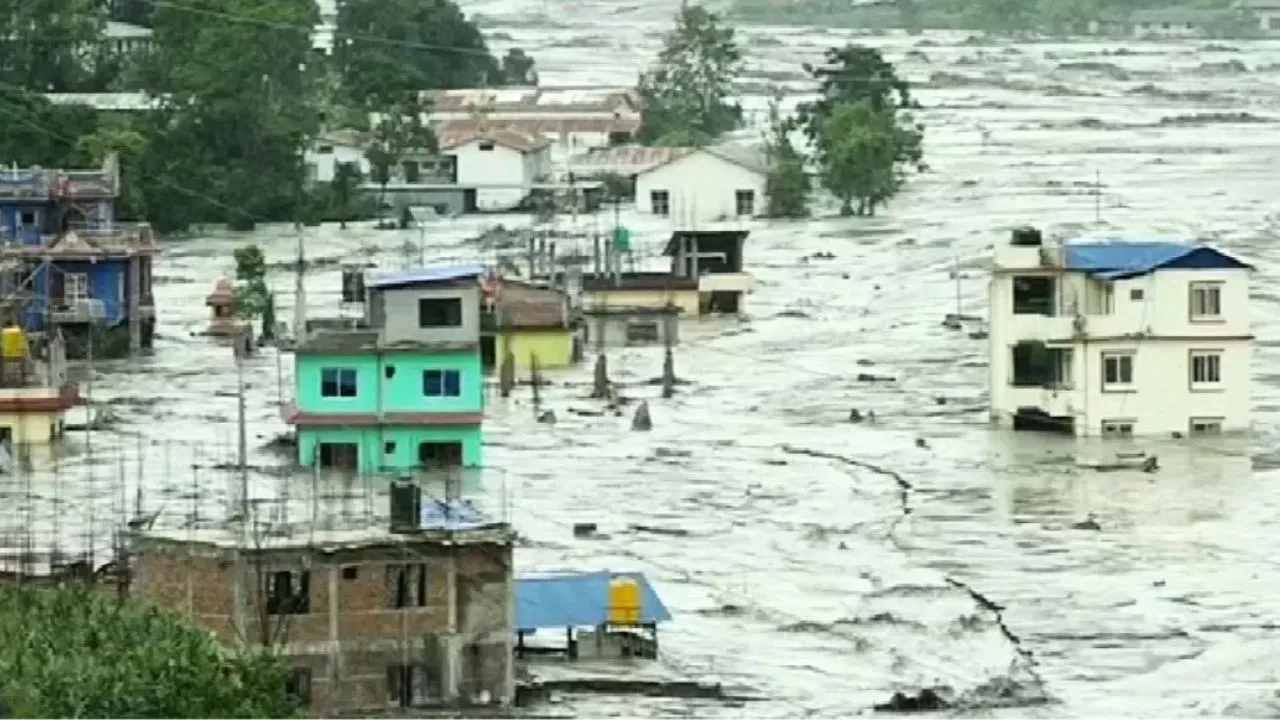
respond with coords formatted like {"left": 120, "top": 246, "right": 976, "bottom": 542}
{"left": 442, "top": 549, "right": 460, "bottom": 703}
{"left": 502, "top": 549, "right": 515, "bottom": 705}
{"left": 127, "top": 255, "right": 140, "bottom": 353}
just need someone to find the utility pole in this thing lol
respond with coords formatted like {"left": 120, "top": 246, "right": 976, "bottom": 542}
{"left": 235, "top": 332, "right": 249, "bottom": 532}
{"left": 293, "top": 227, "right": 307, "bottom": 346}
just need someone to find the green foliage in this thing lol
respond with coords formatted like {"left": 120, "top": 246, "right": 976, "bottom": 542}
{"left": 800, "top": 46, "right": 923, "bottom": 215}
{"left": 0, "top": 0, "right": 107, "bottom": 92}
{"left": 139, "top": 0, "right": 321, "bottom": 232}
{"left": 0, "top": 585, "right": 296, "bottom": 717}
{"left": 335, "top": 0, "right": 500, "bottom": 107}
{"left": 501, "top": 48, "right": 537, "bottom": 85}
{"left": 638, "top": 5, "right": 743, "bottom": 145}
{"left": 761, "top": 94, "right": 809, "bottom": 218}
{"left": 365, "top": 95, "right": 437, "bottom": 193}
{"left": 234, "top": 245, "right": 270, "bottom": 319}
{"left": 819, "top": 101, "right": 899, "bottom": 216}
{"left": 0, "top": 86, "right": 98, "bottom": 167}
{"left": 261, "top": 291, "right": 276, "bottom": 340}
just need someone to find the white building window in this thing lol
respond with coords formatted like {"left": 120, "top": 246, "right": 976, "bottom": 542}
{"left": 1189, "top": 417, "right": 1223, "bottom": 435}
{"left": 650, "top": 190, "right": 670, "bottom": 216}
{"left": 1189, "top": 282, "right": 1222, "bottom": 321}
{"left": 1190, "top": 350, "right": 1222, "bottom": 389}
{"left": 65, "top": 273, "right": 89, "bottom": 302}
{"left": 1101, "top": 352, "right": 1134, "bottom": 391}
{"left": 735, "top": 190, "right": 755, "bottom": 216}
{"left": 1101, "top": 419, "right": 1135, "bottom": 436}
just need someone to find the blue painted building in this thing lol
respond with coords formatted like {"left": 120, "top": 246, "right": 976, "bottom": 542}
{"left": 0, "top": 157, "right": 156, "bottom": 357}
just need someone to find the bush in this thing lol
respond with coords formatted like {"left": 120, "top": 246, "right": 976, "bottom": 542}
{"left": 0, "top": 586, "right": 297, "bottom": 717}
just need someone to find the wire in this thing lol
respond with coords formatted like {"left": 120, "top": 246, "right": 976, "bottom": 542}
{"left": 136, "top": 0, "right": 498, "bottom": 59}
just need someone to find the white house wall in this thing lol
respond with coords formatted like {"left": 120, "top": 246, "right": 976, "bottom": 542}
{"left": 451, "top": 142, "right": 548, "bottom": 211}
{"left": 635, "top": 152, "right": 767, "bottom": 227}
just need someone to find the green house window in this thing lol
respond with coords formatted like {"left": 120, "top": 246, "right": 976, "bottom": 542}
{"left": 321, "top": 368, "right": 358, "bottom": 398}
{"left": 423, "top": 369, "right": 461, "bottom": 397}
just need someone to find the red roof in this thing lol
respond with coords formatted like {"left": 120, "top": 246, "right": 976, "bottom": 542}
{"left": 282, "top": 403, "right": 483, "bottom": 428}
{"left": 439, "top": 128, "right": 550, "bottom": 154}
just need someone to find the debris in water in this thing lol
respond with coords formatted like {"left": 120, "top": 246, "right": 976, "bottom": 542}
{"left": 856, "top": 373, "right": 896, "bottom": 383}
{"left": 631, "top": 401, "right": 652, "bottom": 431}
{"left": 1071, "top": 515, "right": 1102, "bottom": 531}
{"left": 915, "top": 438, "right": 929, "bottom": 450}
{"left": 573, "top": 523, "right": 597, "bottom": 537}
{"left": 849, "top": 409, "right": 864, "bottom": 423}
{"left": 630, "top": 524, "right": 689, "bottom": 537}
{"left": 935, "top": 397, "right": 947, "bottom": 406}
{"left": 537, "top": 410, "right": 557, "bottom": 424}
{"left": 874, "top": 688, "right": 949, "bottom": 712}
{"left": 569, "top": 407, "right": 605, "bottom": 417}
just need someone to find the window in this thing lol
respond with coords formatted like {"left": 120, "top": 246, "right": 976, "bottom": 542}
{"left": 385, "top": 365, "right": 396, "bottom": 379}
{"left": 317, "top": 145, "right": 334, "bottom": 154}
{"left": 342, "top": 566, "right": 359, "bottom": 580}
{"left": 285, "top": 668, "right": 312, "bottom": 707}
{"left": 478, "top": 141, "right": 495, "bottom": 151}
{"left": 418, "top": 442, "right": 463, "bottom": 468}
{"left": 735, "top": 190, "right": 755, "bottom": 216}
{"left": 402, "top": 160, "right": 420, "bottom": 183}
{"left": 651, "top": 190, "right": 670, "bottom": 216}
{"left": 1012, "top": 276, "right": 1054, "bottom": 315}
{"left": 418, "top": 298, "right": 462, "bottom": 327}
{"left": 1012, "top": 343, "right": 1072, "bottom": 388}
{"left": 320, "top": 368, "right": 358, "bottom": 398}
{"left": 626, "top": 321, "right": 660, "bottom": 345}
{"left": 1190, "top": 350, "right": 1222, "bottom": 388}
{"left": 1101, "top": 419, "right": 1135, "bottom": 436}
{"left": 1130, "top": 288, "right": 1144, "bottom": 301}
{"left": 423, "top": 369, "right": 462, "bottom": 397}
{"left": 384, "top": 441, "right": 397, "bottom": 455}
{"left": 19, "top": 211, "right": 34, "bottom": 226}
{"left": 386, "top": 563, "right": 428, "bottom": 608}
{"left": 267, "top": 570, "right": 310, "bottom": 615}
{"left": 1190, "top": 283, "right": 1222, "bottom": 320}
{"left": 1190, "top": 417, "right": 1223, "bottom": 435}
{"left": 1102, "top": 352, "right": 1134, "bottom": 390}
{"left": 318, "top": 442, "right": 358, "bottom": 470}
{"left": 1271, "top": 16, "right": 1280, "bottom": 30}
{"left": 387, "top": 664, "right": 431, "bottom": 708}
{"left": 65, "top": 273, "right": 89, "bottom": 303}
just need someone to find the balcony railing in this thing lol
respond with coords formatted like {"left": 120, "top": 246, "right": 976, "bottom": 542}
{"left": 50, "top": 299, "right": 107, "bottom": 325}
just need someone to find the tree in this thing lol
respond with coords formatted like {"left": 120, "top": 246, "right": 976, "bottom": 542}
{"left": 761, "top": 91, "right": 809, "bottom": 218}
{"left": 335, "top": 0, "right": 500, "bottom": 106}
{"left": 331, "top": 162, "right": 362, "bottom": 228}
{"left": 638, "top": 5, "right": 743, "bottom": 145}
{"left": 0, "top": 0, "right": 106, "bottom": 92}
{"left": 800, "top": 46, "right": 923, "bottom": 215}
{"left": 141, "top": 0, "right": 321, "bottom": 231}
{"left": 0, "top": 586, "right": 296, "bottom": 717}
{"left": 819, "top": 101, "right": 898, "bottom": 216}
{"left": 501, "top": 48, "right": 537, "bottom": 85}
{"left": 233, "top": 245, "right": 270, "bottom": 321}
{"left": 365, "top": 95, "right": 437, "bottom": 207}
{"left": 0, "top": 86, "right": 99, "bottom": 168}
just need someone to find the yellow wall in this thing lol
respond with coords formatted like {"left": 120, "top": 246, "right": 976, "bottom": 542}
{"left": 584, "top": 288, "right": 700, "bottom": 316}
{"left": 0, "top": 411, "right": 62, "bottom": 445}
{"left": 497, "top": 329, "right": 576, "bottom": 371}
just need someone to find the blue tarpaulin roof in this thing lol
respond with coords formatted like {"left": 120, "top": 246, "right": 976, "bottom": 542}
{"left": 1063, "top": 242, "right": 1251, "bottom": 280}
{"left": 516, "top": 571, "right": 672, "bottom": 630}
{"left": 419, "top": 498, "right": 494, "bottom": 531}
{"left": 366, "top": 264, "right": 485, "bottom": 289}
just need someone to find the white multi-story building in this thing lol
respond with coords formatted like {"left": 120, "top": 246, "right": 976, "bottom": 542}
{"left": 989, "top": 229, "right": 1253, "bottom": 437}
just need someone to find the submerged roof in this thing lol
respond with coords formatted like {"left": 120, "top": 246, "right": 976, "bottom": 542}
{"left": 1063, "top": 241, "right": 1252, "bottom": 280}
{"left": 366, "top": 265, "right": 485, "bottom": 289}
{"left": 516, "top": 571, "right": 672, "bottom": 630}
{"left": 636, "top": 143, "right": 771, "bottom": 178}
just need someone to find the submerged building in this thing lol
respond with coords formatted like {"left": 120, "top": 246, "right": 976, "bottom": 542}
{"left": 0, "top": 327, "right": 78, "bottom": 445}
{"left": 0, "top": 156, "right": 157, "bottom": 357}
{"left": 129, "top": 498, "right": 515, "bottom": 715}
{"left": 482, "top": 279, "right": 579, "bottom": 371}
{"left": 285, "top": 266, "right": 486, "bottom": 475}
{"left": 989, "top": 228, "right": 1252, "bottom": 437}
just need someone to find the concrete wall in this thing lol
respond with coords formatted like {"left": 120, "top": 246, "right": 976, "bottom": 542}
{"left": 585, "top": 314, "right": 678, "bottom": 349}
{"left": 129, "top": 537, "right": 514, "bottom": 715}
{"left": 582, "top": 287, "right": 700, "bottom": 316}
{"left": 295, "top": 350, "right": 484, "bottom": 416}
{"left": 450, "top": 141, "right": 541, "bottom": 211}
{"left": 495, "top": 329, "right": 577, "bottom": 371}
{"left": 298, "top": 425, "right": 483, "bottom": 472}
{"left": 374, "top": 285, "right": 480, "bottom": 346}
{"left": 989, "top": 266, "right": 1251, "bottom": 436}
{"left": 0, "top": 409, "right": 62, "bottom": 445}
{"left": 635, "top": 151, "right": 767, "bottom": 227}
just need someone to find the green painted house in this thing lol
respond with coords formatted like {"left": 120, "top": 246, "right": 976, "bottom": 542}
{"left": 285, "top": 266, "right": 486, "bottom": 475}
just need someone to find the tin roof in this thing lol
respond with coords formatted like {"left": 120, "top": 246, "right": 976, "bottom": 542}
{"left": 516, "top": 571, "right": 671, "bottom": 630}
{"left": 365, "top": 265, "right": 486, "bottom": 289}
{"left": 1063, "top": 241, "right": 1252, "bottom": 279}
{"left": 439, "top": 129, "right": 552, "bottom": 153}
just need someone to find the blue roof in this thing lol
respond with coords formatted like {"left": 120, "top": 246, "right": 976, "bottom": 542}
{"left": 516, "top": 572, "right": 672, "bottom": 630}
{"left": 1063, "top": 242, "right": 1251, "bottom": 280}
{"left": 366, "top": 264, "right": 485, "bottom": 289}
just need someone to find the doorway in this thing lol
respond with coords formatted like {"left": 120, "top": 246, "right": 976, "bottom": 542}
{"left": 418, "top": 442, "right": 463, "bottom": 469}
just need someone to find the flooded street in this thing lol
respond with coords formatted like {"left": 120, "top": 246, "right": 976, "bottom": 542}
{"left": 9, "top": 1, "right": 1280, "bottom": 715}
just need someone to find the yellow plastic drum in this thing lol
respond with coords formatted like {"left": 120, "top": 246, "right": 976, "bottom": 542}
{"left": 1, "top": 327, "right": 28, "bottom": 359}
{"left": 608, "top": 577, "right": 642, "bottom": 625}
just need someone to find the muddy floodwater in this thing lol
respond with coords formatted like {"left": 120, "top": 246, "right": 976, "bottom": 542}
{"left": 7, "top": 1, "right": 1280, "bottom": 716}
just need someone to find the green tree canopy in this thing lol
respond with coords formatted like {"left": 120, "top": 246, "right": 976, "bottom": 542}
{"left": 819, "top": 101, "right": 900, "bottom": 216}
{"left": 761, "top": 93, "right": 809, "bottom": 218}
{"left": 0, "top": 0, "right": 106, "bottom": 92}
{"left": 638, "top": 5, "right": 743, "bottom": 145}
{"left": 501, "top": 48, "right": 537, "bottom": 85}
{"left": 0, "top": 86, "right": 98, "bottom": 168}
{"left": 140, "top": 0, "right": 321, "bottom": 231}
{"left": 335, "top": 0, "right": 500, "bottom": 107}
{"left": 0, "top": 586, "right": 296, "bottom": 717}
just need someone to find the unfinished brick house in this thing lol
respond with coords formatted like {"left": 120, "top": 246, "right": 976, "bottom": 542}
{"left": 127, "top": 518, "right": 514, "bottom": 716}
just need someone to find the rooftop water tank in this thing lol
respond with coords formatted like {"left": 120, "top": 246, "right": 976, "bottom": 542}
{"left": 608, "top": 576, "right": 641, "bottom": 625}
{"left": 1, "top": 326, "right": 28, "bottom": 360}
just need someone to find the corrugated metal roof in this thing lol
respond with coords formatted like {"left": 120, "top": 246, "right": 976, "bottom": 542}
{"left": 1063, "top": 242, "right": 1251, "bottom": 279}
{"left": 366, "top": 265, "right": 485, "bottom": 289}
{"left": 516, "top": 572, "right": 672, "bottom": 630}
